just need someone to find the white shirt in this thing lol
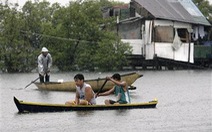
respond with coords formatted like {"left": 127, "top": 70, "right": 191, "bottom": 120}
{"left": 38, "top": 53, "right": 52, "bottom": 75}
{"left": 76, "top": 83, "right": 96, "bottom": 105}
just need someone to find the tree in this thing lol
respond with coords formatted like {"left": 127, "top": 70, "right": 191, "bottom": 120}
{"left": 193, "top": 0, "right": 212, "bottom": 21}
{"left": 0, "top": 1, "right": 54, "bottom": 72}
{"left": 193, "top": 0, "right": 212, "bottom": 40}
{"left": 51, "top": 0, "right": 132, "bottom": 71}
{"left": 0, "top": 0, "right": 132, "bottom": 72}
{"left": 0, "top": 3, "right": 35, "bottom": 72}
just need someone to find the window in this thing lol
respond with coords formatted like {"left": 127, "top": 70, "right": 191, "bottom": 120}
{"left": 177, "top": 28, "right": 189, "bottom": 43}
{"left": 154, "top": 26, "right": 174, "bottom": 43}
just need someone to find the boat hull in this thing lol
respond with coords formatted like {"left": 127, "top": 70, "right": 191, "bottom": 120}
{"left": 14, "top": 97, "right": 157, "bottom": 113}
{"left": 34, "top": 72, "right": 142, "bottom": 92}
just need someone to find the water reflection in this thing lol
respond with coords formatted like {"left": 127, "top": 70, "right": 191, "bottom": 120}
{"left": 75, "top": 111, "right": 95, "bottom": 117}
{"left": 114, "top": 109, "right": 129, "bottom": 116}
{"left": 10, "top": 87, "right": 24, "bottom": 90}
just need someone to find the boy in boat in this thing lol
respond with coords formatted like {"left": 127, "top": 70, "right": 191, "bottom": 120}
{"left": 38, "top": 47, "right": 52, "bottom": 83}
{"left": 65, "top": 74, "right": 96, "bottom": 105}
{"left": 96, "top": 73, "right": 130, "bottom": 105}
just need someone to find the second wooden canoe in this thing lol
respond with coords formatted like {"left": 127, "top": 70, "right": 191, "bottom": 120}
{"left": 34, "top": 72, "right": 143, "bottom": 92}
{"left": 14, "top": 96, "right": 157, "bottom": 113}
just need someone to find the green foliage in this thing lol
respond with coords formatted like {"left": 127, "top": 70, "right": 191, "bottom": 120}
{"left": 192, "top": 0, "right": 212, "bottom": 40}
{"left": 193, "top": 0, "right": 212, "bottom": 21}
{"left": 0, "top": 4, "right": 37, "bottom": 72}
{"left": 53, "top": 0, "right": 132, "bottom": 71}
{"left": 0, "top": 0, "right": 132, "bottom": 72}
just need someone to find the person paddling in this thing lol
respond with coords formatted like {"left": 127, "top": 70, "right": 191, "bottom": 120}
{"left": 38, "top": 47, "right": 52, "bottom": 83}
{"left": 96, "top": 73, "right": 131, "bottom": 105}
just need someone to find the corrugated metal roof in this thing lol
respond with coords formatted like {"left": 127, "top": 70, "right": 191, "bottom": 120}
{"left": 132, "top": 0, "right": 211, "bottom": 26}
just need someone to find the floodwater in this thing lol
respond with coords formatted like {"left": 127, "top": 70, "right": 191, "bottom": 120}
{"left": 0, "top": 70, "right": 212, "bottom": 132}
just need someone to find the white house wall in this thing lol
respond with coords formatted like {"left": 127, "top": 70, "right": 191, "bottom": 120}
{"left": 174, "top": 43, "right": 194, "bottom": 63}
{"left": 145, "top": 43, "right": 155, "bottom": 59}
{"left": 173, "top": 21, "right": 192, "bottom": 29}
{"left": 154, "top": 20, "right": 191, "bottom": 28}
{"left": 155, "top": 43, "right": 194, "bottom": 63}
{"left": 145, "top": 21, "right": 153, "bottom": 45}
{"left": 144, "top": 20, "right": 154, "bottom": 59}
{"left": 154, "top": 20, "right": 173, "bottom": 26}
{"left": 154, "top": 43, "right": 173, "bottom": 59}
{"left": 122, "top": 39, "right": 143, "bottom": 54}
{"left": 144, "top": 20, "right": 194, "bottom": 63}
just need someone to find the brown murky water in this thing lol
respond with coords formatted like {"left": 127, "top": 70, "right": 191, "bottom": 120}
{"left": 0, "top": 70, "right": 211, "bottom": 131}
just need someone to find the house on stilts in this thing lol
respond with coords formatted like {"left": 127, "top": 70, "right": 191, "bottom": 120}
{"left": 104, "top": 0, "right": 211, "bottom": 69}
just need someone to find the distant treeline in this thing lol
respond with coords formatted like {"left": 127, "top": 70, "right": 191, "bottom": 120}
{"left": 0, "top": 0, "right": 132, "bottom": 72}
{"left": 1, "top": 0, "right": 211, "bottom": 72}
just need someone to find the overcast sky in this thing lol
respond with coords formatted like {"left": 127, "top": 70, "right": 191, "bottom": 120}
{"left": 2, "top": 0, "right": 131, "bottom": 8}
{"left": 0, "top": 0, "right": 212, "bottom": 6}
{"left": 1, "top": 0, "right": 212, "bottom": 8}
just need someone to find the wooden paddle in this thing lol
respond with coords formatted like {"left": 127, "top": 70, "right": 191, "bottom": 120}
{"left": 24, "top": 77, "right": 40, "bottom": 89}
{"left": 95, "top": 79, "right": 108, "bottom": 98}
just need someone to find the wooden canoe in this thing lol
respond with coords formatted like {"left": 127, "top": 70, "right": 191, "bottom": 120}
{"left": 14, "top": 96, "right": 158, "bottom": 113}
{"left": 34, "top": 72, "right": 143, "bottom": 92}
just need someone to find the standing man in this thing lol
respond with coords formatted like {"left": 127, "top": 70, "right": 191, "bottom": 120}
{"left": 96, "top": 73, "right": 130, "bottom": 105}
{"left": 38, "top": 47, "right": 52, "bottom": 83}
{"left": 65, "top": 74, "right": 96, "bottom": 105}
